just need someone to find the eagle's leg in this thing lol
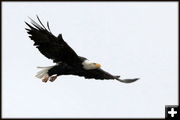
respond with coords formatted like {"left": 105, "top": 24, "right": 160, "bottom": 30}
{"left": 42, "top": 74, "right": 49, "bottom": 83}
{"left": 49, "top": 74, "right": 58, "bottom": 82}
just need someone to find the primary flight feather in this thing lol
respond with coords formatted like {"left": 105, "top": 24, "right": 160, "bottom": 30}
{"left": 25, "top": 16, "right": 139, "bottom": 83}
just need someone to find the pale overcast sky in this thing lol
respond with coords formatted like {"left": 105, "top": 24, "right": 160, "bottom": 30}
{"left": 2, "top": 2, "right": 178, "bottom": 118}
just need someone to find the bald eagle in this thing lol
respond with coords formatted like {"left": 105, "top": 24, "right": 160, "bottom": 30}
{"left": 25, "top": 16, "right": 139, "bottom": 83}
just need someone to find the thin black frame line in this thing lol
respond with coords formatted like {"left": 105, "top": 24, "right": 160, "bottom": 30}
{"left": 1, "top": 0, "right": 180, "bottom": 2}
{"left": 0, "top": 0, "right": 179, "bottom": 119}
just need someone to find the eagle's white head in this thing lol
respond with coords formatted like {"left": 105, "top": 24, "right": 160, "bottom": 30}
{"left": 82, "top": 60, "right": 101, "bottom": 70}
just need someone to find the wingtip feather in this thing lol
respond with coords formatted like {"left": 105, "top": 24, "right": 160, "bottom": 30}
{"left": 116, "top": 78, "right": 139, "bottom": 83}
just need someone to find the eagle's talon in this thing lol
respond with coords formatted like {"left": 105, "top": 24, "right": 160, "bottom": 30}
{"left": 42, "top": 74, "right": 49, "bottom": 82}
{"left": 49, "top": 75, "right": 58, "bottom": 82}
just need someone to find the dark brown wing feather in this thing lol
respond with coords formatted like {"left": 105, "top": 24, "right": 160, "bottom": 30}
{"left": 77, "top": 68, "right": 120, "bottom": 80}
{"left": 76, "top": 68, "right": 139, "bottom": 83}
{"left": 25, "top": 16, "right": 80, "bottom": 65}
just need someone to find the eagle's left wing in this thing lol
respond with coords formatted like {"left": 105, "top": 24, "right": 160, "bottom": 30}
{"left": 25, "top": 16, "right": 81, "bottom": 65}
{"left": 78, "top": 68, "right": 139, "bottom": 83}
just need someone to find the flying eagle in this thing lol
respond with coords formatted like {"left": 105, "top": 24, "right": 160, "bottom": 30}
{"left": 25, "top": 16, "right": 139, "bottom": 83}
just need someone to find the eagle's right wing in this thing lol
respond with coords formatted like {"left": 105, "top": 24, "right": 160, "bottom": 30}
{"left": 25, "top": 16, "right": 80, "bottom": 65}
{"left": 79, "top": 68, "right": 139, "bottom": 83}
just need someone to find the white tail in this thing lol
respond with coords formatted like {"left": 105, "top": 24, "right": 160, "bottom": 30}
{"left": 35, "top": 65, "right": 55, "bottom": 79}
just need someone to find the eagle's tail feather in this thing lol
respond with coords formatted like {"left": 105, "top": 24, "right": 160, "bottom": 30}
{"left": 35, "top": 65, "right": 55, "bottom": 79}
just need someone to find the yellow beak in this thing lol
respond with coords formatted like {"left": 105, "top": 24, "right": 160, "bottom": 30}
{"left": 95, "top": 63, "right": 101, "bottom": 68}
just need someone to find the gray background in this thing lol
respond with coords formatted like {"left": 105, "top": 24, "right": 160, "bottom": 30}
{"left": 2, "top": 2, "right": 178, "bottom": 118}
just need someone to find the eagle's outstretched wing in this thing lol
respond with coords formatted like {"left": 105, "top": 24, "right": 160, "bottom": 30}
{"left": 78, "top": 68, "right": 139, "bottom": 83}
{"left": 25, "top": 16, "right": 80, "bottom": 65}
